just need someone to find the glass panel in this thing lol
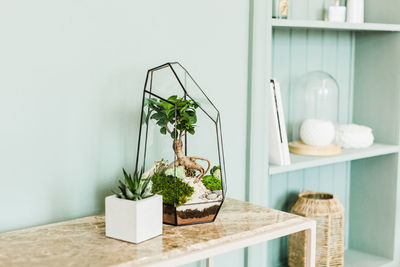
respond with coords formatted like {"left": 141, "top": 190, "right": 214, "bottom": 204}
{"left": 147, "top": 64, "right": 185, "bottom": 100}
{"left": 169, "top": 62, "right": 219, "bottom": 122}
{"left": 136, "top": 92, "right": 176, "bottom": 172}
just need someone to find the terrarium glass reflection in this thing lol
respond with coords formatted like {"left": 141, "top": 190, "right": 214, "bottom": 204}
{"left": 135, "top": 62, "right": 226, "bottom": 226}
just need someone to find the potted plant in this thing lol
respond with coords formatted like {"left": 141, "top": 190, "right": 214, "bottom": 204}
{"left": 105, "top": 168, "right": 162, "bottom": 243}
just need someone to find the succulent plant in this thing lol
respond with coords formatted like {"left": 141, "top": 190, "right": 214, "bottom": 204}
{"left": 115, "top": 168, "right": 153, "bottom": 201}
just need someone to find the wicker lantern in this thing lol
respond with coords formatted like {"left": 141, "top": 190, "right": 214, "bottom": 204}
{"left": 289, "top": 191, "right": 344, "bottom": 267}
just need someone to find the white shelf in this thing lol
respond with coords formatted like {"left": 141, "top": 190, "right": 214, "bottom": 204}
{"left": 269, "top": 143, "right": 399, "bottom": 175}
{"left": 272, "top": 19, "right": 400, "bottom": 32}
{"left": 345, "top": 249, "right": 393, "bottom": 267}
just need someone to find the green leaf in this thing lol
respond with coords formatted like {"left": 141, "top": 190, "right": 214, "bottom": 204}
{"left": 146, "top": 95, "right": 200, "bottom": 140}
{"left": 140, "top": 178, "right": 152, "bottom": 196}
{"left": 168, "top": 95, "right": 178, "bottom": 102}
{"left": 189, "top": 115, "right": 197, "bottom": 124}
{"left": 123, "top": 170, "right": 135, "bottom": 192}
{"left": 118, "top": 186, "right": 127, "bottom": 198}
{"left": 160, "top": 127, "right": 167, "bottom": 134}
{"left": 162, "top": 102, "right": 174, "bottom": 110}
{"left": 151, "top": 113, "right": 163, "bottom": 120}
{"left": 187, "top": 110, "right": 195, "bottom": 116}
{"left": 156, "top": 119, "right": 166, "bottom": 126}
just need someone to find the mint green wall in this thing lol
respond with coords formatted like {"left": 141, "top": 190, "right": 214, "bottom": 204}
{"left": 0, "top": 3, "right": 254, "bottom": 266}
{"left": 1, "top": 1, "right": 259, "bottom": 266}
{"left": 0, "top": 0, "right": 272, "bottom": 265}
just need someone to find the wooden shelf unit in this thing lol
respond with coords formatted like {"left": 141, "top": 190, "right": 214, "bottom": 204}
{"left": 266, "top": 1, "right": 400, "bottom": 266}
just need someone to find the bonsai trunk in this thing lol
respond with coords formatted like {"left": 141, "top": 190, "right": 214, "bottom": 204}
{"left": 168, "top": 136, "right": 210, "bottom": 182}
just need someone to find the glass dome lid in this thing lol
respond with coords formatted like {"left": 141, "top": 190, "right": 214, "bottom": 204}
{"left": 135, "top": 62, "right": 226, "bottom": 226}
{"left": 291, "top": 71, "right": 339, "bottom": 141}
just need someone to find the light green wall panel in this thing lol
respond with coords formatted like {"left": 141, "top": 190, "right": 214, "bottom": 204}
{"left": 268, "top": 28, "right": 354, "bottom": 266}
{"left": 350, "top": 30, "right": 400, "bottom": 261}
{"left": 350, "top": 155, "right": 398, "bottom": 259}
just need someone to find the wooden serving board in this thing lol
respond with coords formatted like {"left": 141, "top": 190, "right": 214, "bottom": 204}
{"left": 289, "top": 141, "right": 342, "bottom": 156}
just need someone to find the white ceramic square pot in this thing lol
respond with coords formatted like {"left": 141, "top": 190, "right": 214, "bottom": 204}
{"left": 105, "top": 194, "right": 162, "bottom": 243}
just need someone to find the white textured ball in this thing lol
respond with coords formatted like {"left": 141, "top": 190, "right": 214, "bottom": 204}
{"left": 300, "top": 119, "right": 335, "bottom": 146}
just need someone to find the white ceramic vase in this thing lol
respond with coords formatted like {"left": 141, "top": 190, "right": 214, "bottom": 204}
{"left": 105, "top": 194, "right": 163, "bottom": 243}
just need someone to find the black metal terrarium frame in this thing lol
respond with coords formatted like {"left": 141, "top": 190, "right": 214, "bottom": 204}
{"left": 135, "top": 62, "right": 227, "bottom": 226}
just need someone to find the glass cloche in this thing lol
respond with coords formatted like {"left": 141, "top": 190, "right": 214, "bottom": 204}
{"left": 291, "top": 71, "right": 339, "bottom": 141}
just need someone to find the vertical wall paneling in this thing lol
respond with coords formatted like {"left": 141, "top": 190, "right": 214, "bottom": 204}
{"left": 288, "top": 29, "right": 307, "bottom": 140}
{"left": 246, "top": 0, "right": 271, "bottom": 266}
{"left": 269, "top": 27, "right": 355, "bottom": 265}
{"left": 289, "top": 0, "right": 312, "bottom": 20}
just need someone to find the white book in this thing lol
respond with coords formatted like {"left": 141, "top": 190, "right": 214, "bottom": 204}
{"left": 269, "top": 79, "right": 291, "bottom": 166}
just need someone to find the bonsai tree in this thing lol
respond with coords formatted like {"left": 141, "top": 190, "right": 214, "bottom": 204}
{"left": 147, "top": 95, "right": 210, "bottom": 182}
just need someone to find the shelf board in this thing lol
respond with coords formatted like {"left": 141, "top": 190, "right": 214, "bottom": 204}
{"left": 269, "top": 143, "right": 399, "bottom": 175}
{"left": 272, "top": 19, "right": 400, "bottom": 32}
{"left": 345, "top": 249, "right": 392, "bottom": 267}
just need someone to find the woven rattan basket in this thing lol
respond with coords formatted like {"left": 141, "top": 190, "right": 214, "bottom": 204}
{"left": 289, "top": 191, "right": 344, "bottom": 267}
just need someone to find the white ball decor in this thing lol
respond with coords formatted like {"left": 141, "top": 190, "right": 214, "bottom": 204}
{"left": 300, "top": 119, "right": 336, "bottom": 147}
{"left": 336, "top": 124, "right": 374, "bottom": 148}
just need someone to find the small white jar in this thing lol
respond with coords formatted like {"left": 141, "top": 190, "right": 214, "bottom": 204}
{"left": 347, "top": 0, "right": 364, "bottom": 23}
{"left": 329, "top": 3, "right": 346, "bottom": 23}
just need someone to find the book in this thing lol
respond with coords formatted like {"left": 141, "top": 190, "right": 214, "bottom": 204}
{"left": 269, "top": 79, "right": 291, "bottom": 166}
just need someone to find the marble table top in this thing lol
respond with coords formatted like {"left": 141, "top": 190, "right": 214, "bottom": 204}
{"left": 0, "top": 198, "right": 311, "bottom": 267}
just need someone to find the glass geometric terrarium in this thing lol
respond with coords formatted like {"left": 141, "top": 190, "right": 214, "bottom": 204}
{"left": 135, "top": 62, "right": 226, "bottom": 226}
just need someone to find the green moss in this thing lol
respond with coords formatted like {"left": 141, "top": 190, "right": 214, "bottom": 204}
{"left": 202, "top": 175, "right": 222, "bottom": 191}
{"left": 151, "top": 173, "right": 194, "bottom": 205}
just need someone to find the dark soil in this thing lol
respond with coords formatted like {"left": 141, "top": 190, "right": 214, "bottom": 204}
{"left": 177, "top": 204, "right": 220, "bottom": 219}
{"left": 162, "top": 203, "right": 222, "bottom": 225}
